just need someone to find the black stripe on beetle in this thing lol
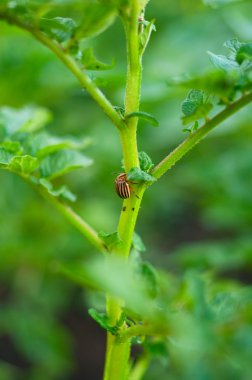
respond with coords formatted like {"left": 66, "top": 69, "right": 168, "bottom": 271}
{"left": 115, "top": 173, "right": 131, "bottom": 199}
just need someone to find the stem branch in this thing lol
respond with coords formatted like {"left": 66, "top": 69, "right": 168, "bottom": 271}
{"left": 152, "top": 92, "right": 252, "bottom": 180}
{"left": 40, "top": 189, "right": 106, "bottom": 254}
{"left": 0, "top": 12, "right": 124, "bottom": 130}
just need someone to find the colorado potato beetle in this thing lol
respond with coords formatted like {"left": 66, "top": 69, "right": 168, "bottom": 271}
{"left": 115, "top": 173, "right": 131, "bottom": 199}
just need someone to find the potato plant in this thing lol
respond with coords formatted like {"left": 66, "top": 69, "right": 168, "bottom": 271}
{"left": 0, "top": 1, "right": 252, "bottom": 379}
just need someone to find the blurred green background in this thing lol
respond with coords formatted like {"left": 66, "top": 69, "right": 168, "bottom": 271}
{"left": 1, "top": 0, "right": 252, "bottom": 379}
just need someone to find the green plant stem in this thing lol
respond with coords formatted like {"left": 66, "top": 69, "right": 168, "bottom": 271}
{"left": 152, "top": 92, "right": 252, "bottom": 180}
{"left": 129, "top": 355, "right": 150, "bottom": 380}
{"left": 120, "top": 125, "right": 139, "bottom": 172}
{"left": 0, "top": 12, "right": 124, "bottom": 130}
{"left": 124, "top": 5, "right": 142, "bottom": 118}
{"left": 40, "top": 188, "right": 106, "bottom": 254}
{"left": 103, "top": 3, "right": 143, "bottom": 380}
{"left": 118, "top": 323, "right": 169, "bottom": 343}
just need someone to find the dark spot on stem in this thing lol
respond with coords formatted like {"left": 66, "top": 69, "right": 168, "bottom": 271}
{"left": 123, "top": 206, "right": 126, "bottom": 211}
{"left": 132, "top": 208, "right": 135, "bottom": 211}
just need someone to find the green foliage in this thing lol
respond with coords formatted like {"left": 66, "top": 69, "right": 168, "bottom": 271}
{"left": 125, "top": 111, "right": 159, "bottom": 127}
{"left": 138, "top": 151, "right": 154, "bottom": 173}
{"left": 139, "top": 18, "right": 156, "bottom": 57}
{"left": 1, "top": 1, "right": 252, "bottom": 380}
{"left": 207, "top": 50, "right": 240, "bottom": 72}
{"left": 0, "top": 106, "right": 52, "bottom": 135}
{"left": 236, "top": 43, "right": 252, "bottom": 64}
{"left": 39, "top": 178, "right": 76, "bottom": 202}
{"left": 127, "top": 167, "right": 156, "bottom": 183}
{"left": 132, "top": 232, "right": 146, "bottom": 252}
{"left": 88, "top": 308, "right": 118, "bottom": 334}
{"left": 181, "top": 89, "right": 213, "bottom": 127}
{"left": 9, "top": 154, "right": 39, "bottom": 174}
{"left": 0, "top": 106, "right": 92, "bottom": 200}
{"left": 78, "top": 48, "right": 115, "bottom": 71}
{"left": 40, "top": 17, "right": 77, "bottom": 43}
{"left": 98, "top": 231, "right": 123, "bottom": 252}
{"left": 179, "top": 37, "right": 252, "bottom": 131}
{"left": 40, "top": 149, "right": 92, "bottom": 179}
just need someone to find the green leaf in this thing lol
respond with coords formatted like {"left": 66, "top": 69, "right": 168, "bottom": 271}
{"left": 139, "top": 0, "right": 151, "bottom": 9}
{"left": 83, "top": 257, "right": 160, "bottom": 320}
{"left": 114, "top": 106, "right": 125, "bottom": 118}
{"left": 9, "top": 155, "right": 39, "bottom": 174}
{"left": 127, "top": 167, "right": 156, "bottom": 183}
{"left": 173, "top": 70, "right": 237, "bottom": 98}
{"left": 0, "top": 147, "right": 13, "bottom": 166}
{"left": 0, "top": 140, "right": 22, "bottom": 155}
{"left": 79, "top": 48, "right": 115, "bottom": 71}
{"left": 182, "top": 89, "right": 203, "bottom": 115}
{"left": 40, "top": 17, "right": 76, "bottom": 43}
{"left": 75, "top": 4, "right": 116, "bottom": 39}
{"left": 98, "top": 231, "right": 123, "bottom": 252}
{"left": 88, "top": 308, "right": 118, "bottom": 334}
{"left": 40, "top": 149, "right": 93, "bottom": 179}
{"left": 132, "top": 232, "right": 146, "bottom": 252}
{"left": 181, "top": 90, "right": 213, "bottom": 126}
{"left": 139, "top": 19, "right": 156, "bottom": 56}
{"left": 145, "top": 340, "right": 169, "bottom": 364}
{"left": 207, "top": 51, "right": 240, "bottom": 72}
{"left": 224, "top": 38, "right": 242, "bottom": 56}
{"left": 125, "top": 111, "right": 159, "bottom": 127}
{"left": 236, "top": 43, "right": 252, "bottom": 64}
{"left": 28, "top": 132, "right": 91, "bottom": 158}
{"left": 139, "top": 151, "right": 154, "bottom": 172}
{"left": 39, "top": 178, "right": 76, "bottom": 202}
{"left": 137, "top": 261, "right": 158, "bottom": 299}
{"left": 0, "top": 106, "right": 52, "bottom": 136}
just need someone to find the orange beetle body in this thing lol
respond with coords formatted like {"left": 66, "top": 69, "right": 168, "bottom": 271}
{"left": 115, "top": 173, "right": 131, "bottom": 199}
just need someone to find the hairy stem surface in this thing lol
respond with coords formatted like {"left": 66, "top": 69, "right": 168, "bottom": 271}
{"left": 103, "top": 2, "right": 143, "bottom": 379}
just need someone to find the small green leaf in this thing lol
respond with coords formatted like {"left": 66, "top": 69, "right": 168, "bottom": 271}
{"left": 181, "top": 90, "right": 213, "bottom": 126}
{"left": 40, "top": 150, "right": 93, "bottom": 179}
{"left": 139, "top": 151, "right": 154, "bottom": 172}
{"left": 224, "top": 38, "right": 242, "bottom": 55}
{"left": 125, "top": 111, "right": 159, "bottom": 127}
{"left": 236, "top": 43, "right": 252, "bottom": 64}
{"left": 28, "top": 132, "right": 91, "bottom": 158}
{"left": 75, "top": 4, "right": 116, "bottom": 39}
{"left": 98, "top": 231, "right": 123, "bottom": 252}
{"left": 79, "top": 48, "right": 115, "bottom": 71}
{"left": 173, "top": 70, "right": 237, "bottom": 98}
{"left": 88, "top": 308, "right": 118, "bottom": 334}
{"left": 127, "top": 167, "right": 156, "bottom": 183}
{"left": 132, "top": 232, "right": 146, "bottom": 252}
{"left": 9, "top": 155, "right": 39, "bottom": 174}
{"left": 40, "top": 17, "right": 76, "bottom": 43}
{"left": 182, "top": 89, "right": 203, "bottom": 116}
{"left": 0, "top": 106, "right": 52, "bottom": 136}
{"left": 137, "top": 261, "right": 158, "bottom": 299}
{"left": 0, "top": 140, "right": 22, "bottom": 154}
{"left": 139, "top": 18, "right": 156, "bottom": 56}
{"left": 114, "top": 106, "right": 125, "bottom": 118}
{"left": 39, "top": 178, "right": 76, "bottom": 202}
{"left": 207, "top": 51, "right": 240, "bottom": 72}
{"left": 0, "top": 147, "right": 13, "bottom": 166}
{"left": 144, "top": 340, "right": 169, "bottom": 365}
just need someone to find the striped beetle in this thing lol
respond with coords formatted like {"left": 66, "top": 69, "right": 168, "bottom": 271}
{"left": 115, "top": 173, "right": 131, "bottom": 199}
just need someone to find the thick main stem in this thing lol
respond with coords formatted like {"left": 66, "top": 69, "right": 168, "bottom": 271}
{"left": 103, "top": 3, "right": 143, "bottom": 379}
